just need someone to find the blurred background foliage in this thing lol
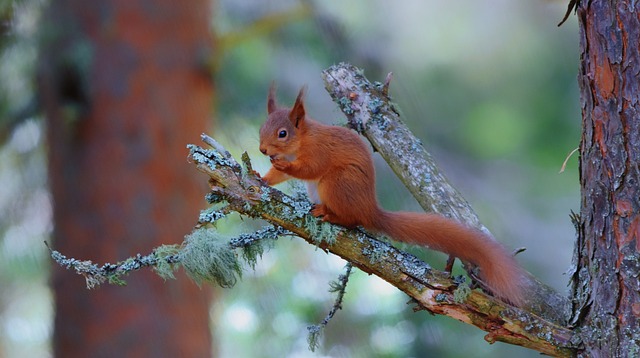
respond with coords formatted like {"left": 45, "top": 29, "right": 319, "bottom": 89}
{"left": 1, "top": 0, "right": 578, "bottom": 357}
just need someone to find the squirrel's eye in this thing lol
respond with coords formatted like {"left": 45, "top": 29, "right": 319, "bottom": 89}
{"left": 278, "top": 130, "right": 287, "bottom": 138}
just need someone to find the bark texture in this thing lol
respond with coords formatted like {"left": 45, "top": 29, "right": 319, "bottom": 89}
{"left": 40, "top": 1, "right": 214, "bottom": 356}
{"left": 574, "top": 1, "right": 640, "bottom": 356}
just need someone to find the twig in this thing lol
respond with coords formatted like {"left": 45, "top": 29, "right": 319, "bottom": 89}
{"left": 382, "top": 72, "right": 393, "bottom": 97}
{"left": 47, "top": 224, "right": 292, "bottom": 288}
{"left": 558, "top": 0, "right": 579, "bottom": 27}
{"left": 559, "top": 147, "right": 579, "bottom": 173}
{"left": 229, "top": 225, "right": 293, "bottom": 249}
{"left": 307, "top": 263, "right": 353, "bottom": 351}
{"left": 45, "top": 241, "right": 176, "bottom": 288}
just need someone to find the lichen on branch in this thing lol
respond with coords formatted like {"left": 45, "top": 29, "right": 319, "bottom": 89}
{"left": 47, "top": 223, "right": 286, "bottom": 290}
{"left": 48, "top": 132, "right": 574, "bottom": 356}
{"left": 48, "top": 63, "right": 579, "bottom": 356}
{"left": 322, "top": 62, "right": 570, "bottom": 325}
{"left": 185, "top": 134, "right": 575, "bottom": 356}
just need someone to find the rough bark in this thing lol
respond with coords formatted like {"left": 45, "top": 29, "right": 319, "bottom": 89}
{"left": 573, "top": 1, "right": 640, "bottom": 356}
{"left": 39, "top": 1, "right": 214, "bottom": 356}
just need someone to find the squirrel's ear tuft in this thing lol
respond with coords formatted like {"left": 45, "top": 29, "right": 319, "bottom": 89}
{"left": 290, "top": 86, "right": 307, "bottom": 128}
{"left": 267, "top": 82, "right": 277, "bottom": 114}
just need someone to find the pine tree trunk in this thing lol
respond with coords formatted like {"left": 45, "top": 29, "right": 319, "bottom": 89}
{"left": 574, "top": 1, "right": 640, "bottom": 356}
{"left": 40, "top": 1, "right": 214, "bottom": 356}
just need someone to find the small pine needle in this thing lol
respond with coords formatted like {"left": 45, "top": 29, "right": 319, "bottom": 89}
{"left": 559, "top": 147, "right": 579, "bottom": 173}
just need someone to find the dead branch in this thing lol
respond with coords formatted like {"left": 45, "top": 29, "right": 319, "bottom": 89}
{"left": 188, "top": 134, "right": 575, "bottom": 357}
{"left": 321, "top": 63, "right": 571, "bottom": 325}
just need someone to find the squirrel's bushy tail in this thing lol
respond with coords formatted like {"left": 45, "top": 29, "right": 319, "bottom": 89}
{"left": 370, "top": 210, "right": 526, "bottom": 306}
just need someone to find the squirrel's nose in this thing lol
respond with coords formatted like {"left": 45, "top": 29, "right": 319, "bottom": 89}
{"left": 259, "top": 147, "right": 267, "bottom": 155}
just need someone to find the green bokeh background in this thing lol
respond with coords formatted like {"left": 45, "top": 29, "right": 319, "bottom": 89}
{"left": 0, "top": 1, "right": 579, "bottom": 357}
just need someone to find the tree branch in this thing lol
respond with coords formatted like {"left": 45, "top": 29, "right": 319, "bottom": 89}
{"left": 187, "top": 135, "right": 576, "bottom": 356}
{"left": 321, "top": 63, "right": 571, "bottom": 325}
{"left": 307, "top": 262, "right": 353, "bottom": 352}
{"left": 48, "top": 63, "right": 578, "bottom": 356}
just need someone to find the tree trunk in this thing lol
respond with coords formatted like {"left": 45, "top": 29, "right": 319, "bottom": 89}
{"left": 574, "top": 1, "right": 640, "bottom": 356}
{"left": 40, "top": 1, "right": 214, "bottom": 356}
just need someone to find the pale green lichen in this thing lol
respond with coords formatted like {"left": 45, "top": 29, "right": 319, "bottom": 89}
{"left": 152, "top": 244, "right": 181, "bottom": 280}
{"left": 260, "top": 186, "right": 272, "bottom": 202}
{"left": 307, "top": 325, "right": 323, "bottom": 352}
{"left": 240, "top": 242, "right": 265, "bottom": 271}
{"left": 107, "top": 275, "right": 127, "bottom": 286}
{"left": 230, "top": 225, "right": 287, "bottom": 270}
{"left": 367, "top": 96, "right": 384, "bottom": 114}
{"left": 370, "top": 112, "right": 390, "bottom": 131}
{"left": 281, "top": 192, "right": 312, "bottom": 218}
{"left": 305, "top": 216, "right": 339, "bottom": 245}
{"left": 48, "top": 242, "right": 173, "bottom": 288}
{"left": 453, "top": 281, "right": 471, "bottom": 303}
{"left": 364, "top": 245, "right": 385, "bottom": 265}
{"left": 240, "top": 151, "right": 252, "bottom": 172}
{"left": 205, "top": 192, "right": 224, "bottom": 204}
{"left": 452, "top": 275, "right": 467, "bottom": 285}
{"left": 179, "top": 228, "right": 242, "bottom": 288}
{"left": 306, "top": 263, "right": 353, "bottom": 352}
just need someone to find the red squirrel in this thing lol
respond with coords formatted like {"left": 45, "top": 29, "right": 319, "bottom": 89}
{"left": 259, "top": 86, "right": 526, "bottom": 306}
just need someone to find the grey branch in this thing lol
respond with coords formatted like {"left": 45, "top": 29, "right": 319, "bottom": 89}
{"left": 307, "top": 263, "right": 353, "bottom": 351}
{"left": 321, "top": 63, "right": 570, "bottom": 325}
{"left": 47, "top": 224, "right": 289, "bottom": 288}
{"left": 46, "top": 241, "right": 179, "bottom": 288}
{"left": 48, "top": 63, "right": 578, "bottom": 356}
{"left": 187, "top": 133, "right": 575, "bottom": 356}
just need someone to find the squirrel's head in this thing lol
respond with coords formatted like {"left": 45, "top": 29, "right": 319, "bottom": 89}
{"left": 259, "top": 84, "right": 307, "bottom": 159}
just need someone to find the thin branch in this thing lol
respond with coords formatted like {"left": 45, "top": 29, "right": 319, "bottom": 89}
{"left": 382, "top": 72, "right": 393, "bottom": 97}
{"left": 45, "top": 241, "right": 179, "bottom": 287}
{"left": 47, "top": 224, "right": 291, "bottom": 288}
{"left": 307, "top": 263, "right": 353, "bottom": 352}
{"left": 229, "top": 225, "right": 292, "bottom": 249}
{"left": 559, "top": 147, "right": 579, "bottom": 173}
{"left": 558, "top": 0, "right": 579, "bottom": 27}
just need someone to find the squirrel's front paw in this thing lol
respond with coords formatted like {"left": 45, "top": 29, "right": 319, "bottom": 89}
{"left": 270, "top": 157, "right": 291, "bottom": 171}
{"left": 310, "top": 204, "right": 327, "bottom": 217}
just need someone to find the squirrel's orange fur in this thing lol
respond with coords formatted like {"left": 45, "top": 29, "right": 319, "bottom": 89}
{"left": 259, "top": 86, "right": 526, "bottom": 306}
